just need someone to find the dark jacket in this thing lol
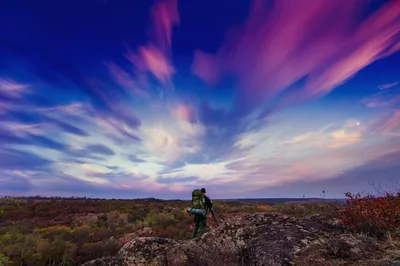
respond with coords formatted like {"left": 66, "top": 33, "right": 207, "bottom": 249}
{"left": 204, "top": 195, "right": 213, "bottom": 210}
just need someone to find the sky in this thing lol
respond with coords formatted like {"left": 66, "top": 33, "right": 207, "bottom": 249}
{"left": 1, "top": 0, "right": 400, "bottom": 199}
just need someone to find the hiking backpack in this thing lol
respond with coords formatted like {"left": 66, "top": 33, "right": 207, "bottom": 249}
{"left": 191, "top": 189, "right": 205, "bottom": 210}
{"left": 186, "top": 189, "right": 207, "bottom": 216}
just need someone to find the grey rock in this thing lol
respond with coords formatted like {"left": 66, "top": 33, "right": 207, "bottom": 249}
{"left": 79, "top": 212, "right": 398, "bottom": 266}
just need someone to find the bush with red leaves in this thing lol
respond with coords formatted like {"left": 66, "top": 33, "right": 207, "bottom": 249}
{"left": 339, "top": 191, "right": 400, "bottom": 236}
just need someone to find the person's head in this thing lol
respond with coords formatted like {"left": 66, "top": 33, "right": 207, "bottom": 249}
{"left": 200, "top": 188, "right": 206, "bottom": 194}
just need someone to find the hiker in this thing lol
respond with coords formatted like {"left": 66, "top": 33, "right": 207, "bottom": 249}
{"left": 191, "top": 188, "right": 213, "bottom": 239}
{"left": 201, "top": 188, "right": 213, "bottom": 212}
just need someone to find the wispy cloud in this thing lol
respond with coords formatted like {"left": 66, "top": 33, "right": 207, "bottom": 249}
{"left": 379, "top": 81, "right": 399, "bottom": 90}
{"left": 372, "top": 110, "right": 400, "bottom": 135}
{"left": 0, "top": 78, "right": 30, "bottom": 98}
{"left": 138, "top": 44, "right": 175, "bottom": 85}
{"left": 122, "top": 0, "right": 179, "bottom": 86}
{"left": 84, "top": 144, "right": 115, "bottom": 156}
{"left": 363, "top": 83, "right": 400, "bottom": 109}
{"left": 0, "top": 121, "right": 46, "bottom": 137}
{"left": 192, "top": 0, "right": 400, "bottom": 114}
{"left": 150, "top": 0, "right": 180, "bottom": 49}
{"left": 106, "top": 62, "right": 149, "bottom": 98}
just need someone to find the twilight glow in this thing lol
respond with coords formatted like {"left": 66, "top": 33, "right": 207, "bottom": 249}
{"left": 1, "top": 0, "right": 400, "bottom": 199}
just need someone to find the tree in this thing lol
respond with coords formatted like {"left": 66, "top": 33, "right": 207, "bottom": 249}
{"left": 0, "top": 254, "right": 9, "bottom": 266}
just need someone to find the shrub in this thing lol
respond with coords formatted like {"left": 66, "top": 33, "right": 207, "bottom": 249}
{"left": 132, "top": 220, "right": 145, "bottom": 230}
{"left": 338, "top": 191, "right": 400, "bottom": 237}
{"left": 105, "top": 211, "right": 128, "bottom": 236}
{"left": 170, "top": 208, "right": 185, "bottom": 221}
{"left": 72, "top": 225, "right": 90, "bottom": 242}
{"left": 106, "top": 211, "right": 128, "bottom": 229}
{"left": 38, "top": 225, "right": 72, "bottom": 241}
{"left": 128, "top": 210, "right": 140, "bottom": 222}
{"left": 20, "top": 235, "right": 52, "bottom": 265}
{"left": 96, "top": 214, "right": 108, "bottom": 228}
{"left": 0, "top": 254, "right": 9, "bottom": 266}
{"left": 100, "top": 240, "right": 119, "bottom": 256}
{"left": 79, "top": 242, "right": 102, "bottom": 261}
{"left": 257, "top": 205, "right": 269, "bottom": 212}
{"left": 144, "top": 211, "right": 178, "bottom": 229}
{"left": 91, "top": 228, "right": 112, "bottom": 241}
{"left": 0, "top": 230, "right": 24, "bottom": 245}
{"left": 34, "top": 237, "right": 51, "bottom": 254}
{"left": 47, "top": 240, "right": 76, "bottom": 266}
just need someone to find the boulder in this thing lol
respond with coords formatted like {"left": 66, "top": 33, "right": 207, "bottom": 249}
{"left": 80, "top": 212, "right": 397, "bottom": 266}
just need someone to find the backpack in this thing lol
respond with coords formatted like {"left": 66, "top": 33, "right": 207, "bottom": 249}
{"left": 191, "top": 189, "right": 205, "bottom": 210}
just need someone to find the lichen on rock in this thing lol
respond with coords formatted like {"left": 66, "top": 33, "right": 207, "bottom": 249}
{"left": 79, "top": 212, "right": 399, "bottom": 266}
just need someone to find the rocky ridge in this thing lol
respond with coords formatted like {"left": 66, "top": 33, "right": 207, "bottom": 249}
{"left": 80, "top": 212, "right": 400, "bottom": 266}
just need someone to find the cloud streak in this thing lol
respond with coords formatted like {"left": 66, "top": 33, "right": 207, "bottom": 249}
{"left": 0, "top": 79, "right": 30, "bottom": 98}
{"left": 122, "top": 0, "right": 179, "bottom": 87}
{"left": 192, "top": 0, "right": 400, "bottom": 113}
{"left": 379, "top": 81, "right": 399, "bottom": 90}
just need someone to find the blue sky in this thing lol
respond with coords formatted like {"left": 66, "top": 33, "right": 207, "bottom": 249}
{"left": 1, "top": 0, "right": 400, "bottom": 199}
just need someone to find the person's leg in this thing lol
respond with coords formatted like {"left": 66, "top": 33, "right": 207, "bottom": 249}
{"left": 199, "top": 215, "right": 206, "bottom": 236}
{"left": 192, "top": 215, "right": 200, "bottom": 239}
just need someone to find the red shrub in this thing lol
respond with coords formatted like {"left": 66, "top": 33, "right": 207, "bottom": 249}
{"left": 339, "top": 191, "right": 400, "bottom": 235}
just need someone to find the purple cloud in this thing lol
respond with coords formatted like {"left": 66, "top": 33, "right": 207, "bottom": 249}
{"left": 192, "top": 0, "right": 400, "bottom": 114}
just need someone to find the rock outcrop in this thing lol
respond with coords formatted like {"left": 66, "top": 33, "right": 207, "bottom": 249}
{"left": 80, "top": 212, "right": 399, "bottom": 266}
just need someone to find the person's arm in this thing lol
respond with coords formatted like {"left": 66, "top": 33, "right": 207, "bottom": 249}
{"left": 205, "top": 196, "right": 213, "bottom": 209}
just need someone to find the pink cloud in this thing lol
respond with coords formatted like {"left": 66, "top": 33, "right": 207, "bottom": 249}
{"left": 139, "top": 44, "right": 175, "bottom": 84}
{"left": 125, "top": 42, "right": 175, "bottom": 86}
{"left": 192, "top": 0, "right": 400, "bottom": 110}
{"left": 123, "top": 0, "right": 179, "bottom": 85}
{"left": 377, "top": 110, "right": 400, "bottom": 134}
{"left": 106, "top": 62, "right": 149, "bottom": 98}
{"left": 150, "top": 0, "right": 180, "bottom": 49}
{"left": 171, "top": 104, "right": 195, "bottom": 122}
{"left": 0, "top": 78, "right": 29, "bottom": 98}
{"left": 363, "top": 94, "right": 400, "bottom": 109}
{"left": 0, "top": 121, "right": 48, "bottom": 137}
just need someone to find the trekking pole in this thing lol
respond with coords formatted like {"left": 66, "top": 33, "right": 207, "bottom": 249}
{"left": 209, "top": 207, "right": 219, "bottom": 226}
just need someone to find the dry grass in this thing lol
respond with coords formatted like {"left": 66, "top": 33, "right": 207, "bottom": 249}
{"left": 268, "top": 203, "right": 343, "bottom": 217}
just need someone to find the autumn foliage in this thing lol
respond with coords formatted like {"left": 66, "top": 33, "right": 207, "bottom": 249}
{"left": 0, "top": 197, "right": 268, "bottom": 266}
{"left": 339, "top": 190, "right": 400, "bottom": 236}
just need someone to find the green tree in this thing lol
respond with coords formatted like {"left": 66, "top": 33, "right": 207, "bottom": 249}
{"left": 0, "top": 254, "right": 9, "bottom": 266}
{"left": 97, "top": 214, "right": 108, "bottom": 228}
